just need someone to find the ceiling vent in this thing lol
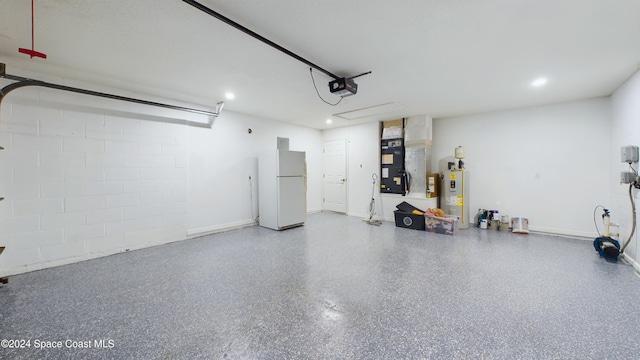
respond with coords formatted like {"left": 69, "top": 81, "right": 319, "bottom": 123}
{"left": 334, "top": 102, "right": 406, "bottom": 120}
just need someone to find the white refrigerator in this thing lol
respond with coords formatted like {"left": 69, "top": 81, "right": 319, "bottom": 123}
{"left": 258, "top": 150, "right": 306, "bottom": 230}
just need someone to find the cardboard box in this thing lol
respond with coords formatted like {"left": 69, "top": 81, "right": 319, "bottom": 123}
{"left": 424, "top": 214, "right": 459, "bottom": 235}
{"left": 426, "top": 173, "right": 439, "bottom": 198}
{"left": 394, "top": 211, "right": 425, "bottom": 230}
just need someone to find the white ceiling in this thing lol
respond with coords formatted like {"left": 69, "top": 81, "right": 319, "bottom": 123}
{"left": 1, "top": 0, "right": 639, "bottom": 129}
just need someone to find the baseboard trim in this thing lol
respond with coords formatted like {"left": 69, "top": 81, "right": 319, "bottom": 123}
{"left": 0, "top": 235, "right": 191, "bottom": 278}
{"left": 187, "top": 219, "right": 256, "bottom": 238}
{"left": 525, "top": 226, "right": 596, "bottom": 239}
{"left": 0, "top": 214, "right": 618, "bottom": 278}
{"left": 622, "top": 253, "right": 640, "bottom": 273}
{"left": 347, "top": 211, "right": 389, "bottom": 221}
{"left": 348, "top": 214, "right": 599, "bottom": 239}
{"left": 187, "top": 211, "right": 323, "bottom": 238}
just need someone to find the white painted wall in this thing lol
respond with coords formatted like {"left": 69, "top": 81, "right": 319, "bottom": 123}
{"left": 0, "top": 80, "right": 190, "bottom": 275}
{"left": 0, "top": 69, "right": 322, "bottom": 276}
{"left": 432, "top": 98, "right": 611, "bottom": 238}
{"left": 187, "top": 111, "right": 322, "bottom": 236}
{"left": 323, "top": 122, "right": 380, "bottom": 218}
{"left": 322, "top": 119, "right": 437, "bottom": 222}
{"left": 326, "top": 102, "right": 614, "bottom": 235}
{"left": 610, "top": 69, "right": 640, "bottom": 268}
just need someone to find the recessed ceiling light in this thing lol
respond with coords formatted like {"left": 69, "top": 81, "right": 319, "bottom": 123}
{"left": 326, "top": 119, "right": 333, "bottom": 124}
{"left": 225, "top": 92, "right": 235, "bottom": 100}
{"left": 531, "top": 78, "right": 547, "bottom": 87}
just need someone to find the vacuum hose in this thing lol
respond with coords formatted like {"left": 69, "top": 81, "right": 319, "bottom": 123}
{"left": 620, "top": 183, "right": 637, "bottom": 255}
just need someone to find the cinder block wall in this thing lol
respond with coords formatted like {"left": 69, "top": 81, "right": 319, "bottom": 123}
{"left": 0, "top": 70, "right": 324, "bottom": 277}
{"left": 0, "top": 80, "right": 192, "bottom": 275}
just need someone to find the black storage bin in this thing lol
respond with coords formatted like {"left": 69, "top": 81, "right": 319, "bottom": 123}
{"left": 394, "top": 210, "right": 425, "bottom": 230}
{"left": 396, "top": 201, "right": 423, "bottom": 214}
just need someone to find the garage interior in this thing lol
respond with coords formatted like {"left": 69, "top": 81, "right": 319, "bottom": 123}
{"left": 1, "top": 1, "right": 640, "bottom": 358}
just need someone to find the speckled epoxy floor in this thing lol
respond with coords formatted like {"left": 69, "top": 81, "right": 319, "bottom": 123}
{"left": 1, "top": 212, "right": 639, "bottom": 359}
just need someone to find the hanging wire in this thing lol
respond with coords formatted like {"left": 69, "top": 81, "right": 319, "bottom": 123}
{"left": 309, "top": 68, "right": 342, "bottom": 106}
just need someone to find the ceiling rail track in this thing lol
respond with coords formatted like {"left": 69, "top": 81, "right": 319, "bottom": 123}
{"left": 182, "top": 0, "right": 340, "bottom": 80}
{"left": 0, "top": 63, "right": 224, "bottom": 128}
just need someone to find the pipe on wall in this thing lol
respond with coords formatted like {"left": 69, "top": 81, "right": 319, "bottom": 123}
{"left": 0, "top": 63, "right": 223, "bottom": 128}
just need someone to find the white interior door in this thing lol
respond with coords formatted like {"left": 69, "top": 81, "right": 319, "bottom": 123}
{"left": 323, "top": 139, "right": 347, "bottom": 213}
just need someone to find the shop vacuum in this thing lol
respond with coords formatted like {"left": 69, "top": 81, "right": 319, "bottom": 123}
{"left": 593, "top": 208, "right": 621, "bottom": 259}
{"left": 593, "top": 184, "right": 637, "bottom": 260}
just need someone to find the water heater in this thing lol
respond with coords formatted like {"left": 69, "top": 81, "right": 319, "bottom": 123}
{"left": 442, "top": 170, "right": 469, "bottom": 229}
{"left": 441, "top": 146, "right": 469, "bottom": 229}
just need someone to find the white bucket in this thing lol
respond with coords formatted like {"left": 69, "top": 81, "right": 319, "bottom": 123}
{"left": 480, "top": 219, "right": 488, "bottom": 229}
{"left": 511, "top": 217, "right": 529, "bottom": 234}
